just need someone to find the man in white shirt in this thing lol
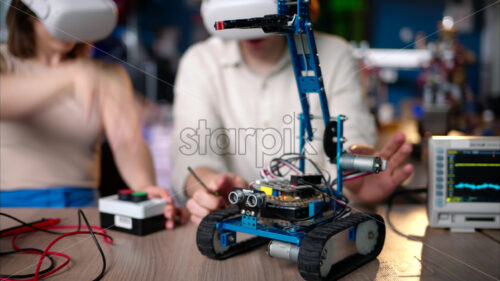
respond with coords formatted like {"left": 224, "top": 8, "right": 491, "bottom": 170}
{"left": 170, "top": 31, "right": 414, "bottom": 225}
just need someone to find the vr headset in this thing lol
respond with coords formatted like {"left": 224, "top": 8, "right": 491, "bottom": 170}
{"left": 201, "top": 0, "right": 277, "bottom": 40}
{"left": 20, "top": 0, "right": 118, "bottom": 42}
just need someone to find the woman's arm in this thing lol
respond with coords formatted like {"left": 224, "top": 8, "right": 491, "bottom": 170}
{"left": 97, "top": 64, "right": 188, "bottom": 228}
{"left": 0, "top": 60, "right": 115, "bottom": 120}
{"left": 0, "top": 65, "right": 76, "bottom": 119}
{"left": 96, "top": 64, "right": 156, "bottom": 190}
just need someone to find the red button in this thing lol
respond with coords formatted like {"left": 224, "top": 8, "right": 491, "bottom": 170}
{"left": 118, "top": 189, "right": 133, "bottom": 201}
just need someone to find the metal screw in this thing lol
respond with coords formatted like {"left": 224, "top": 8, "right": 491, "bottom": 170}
{"left": 368, "top": 231, "right": 375, "bottom": 240}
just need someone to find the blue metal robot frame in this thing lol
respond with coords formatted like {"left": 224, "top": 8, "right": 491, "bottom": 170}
{"left": 216, "top": 0, "right": 349, "bottom": 247}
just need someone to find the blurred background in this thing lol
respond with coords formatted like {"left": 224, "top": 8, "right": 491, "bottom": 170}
{"left": 1, "top": 0, "right": 498, "bottom": 195}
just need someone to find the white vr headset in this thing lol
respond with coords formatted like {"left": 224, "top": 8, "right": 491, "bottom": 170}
{"left": 20, "top": 0, "right": 118, "bottom": 42}
{"left": 201, "top": 0, "right": 277, "bottom": 40}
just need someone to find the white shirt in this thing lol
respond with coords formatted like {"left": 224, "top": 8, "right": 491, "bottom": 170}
{"left": 171, "top": 32, "right": 375, "bottom": 205}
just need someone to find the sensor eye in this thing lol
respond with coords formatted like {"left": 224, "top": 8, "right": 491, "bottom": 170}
{"left": 228, "top": 190, "right": 245, "bottom": 205}
{"left": 246, "top": 194, "right": 258, "bottom": 207}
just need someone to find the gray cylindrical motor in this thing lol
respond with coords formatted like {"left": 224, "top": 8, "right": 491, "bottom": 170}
{"left": 267, "top": 240, "right": 300, "bottom": 262}
{"left": 339, "top": 154, "right": 387, "bottom": 173}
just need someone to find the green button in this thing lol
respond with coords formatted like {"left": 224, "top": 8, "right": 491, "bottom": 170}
{"left": 132, "top": 191, "right": 148, "bottom": 202}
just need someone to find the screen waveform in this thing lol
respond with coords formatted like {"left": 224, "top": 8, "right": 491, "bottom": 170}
{"left": 455, "top": 163, "right": 500, "bottom": 167}
{"left": 455, "top": 183, "right": 500, "bottom": 190}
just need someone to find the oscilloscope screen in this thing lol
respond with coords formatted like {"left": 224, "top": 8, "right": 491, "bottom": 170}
{"left": 446, "top": 150, "right": 500, "bottom": 203}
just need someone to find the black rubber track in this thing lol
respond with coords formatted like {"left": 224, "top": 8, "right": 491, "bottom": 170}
{"left": 196, "top": 206, "right": 269, "bottom": 260}
{"left": 297, "top": 213, "right": 386, "bottom": 281}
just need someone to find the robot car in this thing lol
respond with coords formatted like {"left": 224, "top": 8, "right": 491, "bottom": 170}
{"left": 196, "top": 1, "right": 387, "bottom": 280}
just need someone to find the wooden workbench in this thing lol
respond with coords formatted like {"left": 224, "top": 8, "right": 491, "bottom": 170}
{"left": 1, "top": 205, "right": 499, "bottom": 281}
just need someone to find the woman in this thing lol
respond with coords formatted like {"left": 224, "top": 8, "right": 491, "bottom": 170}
{"left": 0, "top": 1, "right": 186, "bottom": 229}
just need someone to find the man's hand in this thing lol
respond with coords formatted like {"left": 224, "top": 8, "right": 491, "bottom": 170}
{"left": 185, "top": 167, "right": 247, "bottom": 225}
{"left": 345, "top": 132, "right": 414, "bottom": 203}
{"left": 144, "top": 186, "right": 189, "bottom": 229}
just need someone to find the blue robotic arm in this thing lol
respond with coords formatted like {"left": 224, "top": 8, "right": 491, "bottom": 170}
{"left": 215, "top": 0, "right": 386, "bottom": 195}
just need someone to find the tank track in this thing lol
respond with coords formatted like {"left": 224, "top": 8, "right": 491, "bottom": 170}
{"left": 196, "top": 206, "right": 269, "bottom": 260}
{"left": 298, "top": 213, "right": 386, "bottom": 281}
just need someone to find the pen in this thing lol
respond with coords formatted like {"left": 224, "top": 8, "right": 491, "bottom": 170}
{"left": 187, "top": 166, "right": 219, "bottom": 196}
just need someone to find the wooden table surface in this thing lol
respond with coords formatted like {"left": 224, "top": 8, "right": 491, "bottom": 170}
{"left": 1, "top": 205, "right": 499, "bottom": 281}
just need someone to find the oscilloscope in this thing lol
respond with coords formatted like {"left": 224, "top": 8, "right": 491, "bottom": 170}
{"left": 428, "top": 136, "right": 500, "bottom": 232}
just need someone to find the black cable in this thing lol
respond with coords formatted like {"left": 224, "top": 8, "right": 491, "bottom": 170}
{"left": 77, "top": 212, "right": 83, "bottom": 232}
{"left": 0, "top": 211, "right": 109, "bottom": 280}
{"left": 77, "top": 209, "right": 107, "bottom": 281}
{"left": 302, "top": 181, "right": 351, "bottom": 221}
{"left": 476, "top": 229, "right": 500, "bottom": 244}
{"left": 0, "top": 248, "right": 56, "bottom": 278}
{"left": 269, "top": 158, "right": 288, "bottom": 178}
{"left": 272, "top": 153, "right": 336, "bottom": 197}
{"left": 336, "top": 205, "right": 350, "bottom": 218}
{"left": 283, "top": 154, "right": 330, "bottom": 184}
{"left": 270, "top": 159, "right": 299, "bottom": 178}
{"left": 385, "top": 187, "right": 428, "bottom": 241}
{"left": 0, "top": 213, "right": 59, "bottom": 278}
{"left": 0, "top": 213, "right": 63, "bottom": 235}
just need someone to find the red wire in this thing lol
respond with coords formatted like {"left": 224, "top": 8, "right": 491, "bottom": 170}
{"left": 334, "top": 199, "right": 346, "bottom": 207}
{"left": 1, "top": 233, "right": 71, "bottom": 281}
{"left": 2, "top": 223, "right": 113, "bottom": 281}
{"left": 344, "top": 172, "right": 371, "bottom": 182}
{"left": 33, "top": 231, "right": 113, "bottom": 280}
{"left": 0, "top": 252, "right": 71, "bottom": 281}
{"left": 48, "top": 226, "right": 112, "bottom": 243}
{"left": 50, "top": 225, "right": 106, "bottom": 232}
